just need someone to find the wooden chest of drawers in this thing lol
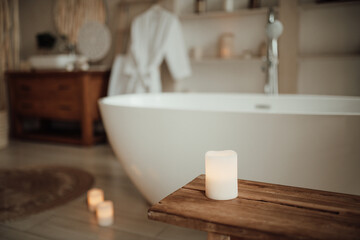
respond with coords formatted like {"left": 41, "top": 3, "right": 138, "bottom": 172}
{"left": 6, "top": 70, "right": 110, "bottom": 146}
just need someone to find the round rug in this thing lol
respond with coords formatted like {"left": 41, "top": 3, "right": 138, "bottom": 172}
{"left": 0, "top": 165, "right": 94, "bottom": 222}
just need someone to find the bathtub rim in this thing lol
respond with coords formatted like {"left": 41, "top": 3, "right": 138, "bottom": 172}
{"left": 98, "top": 93, "right": 360, "bottom": 116}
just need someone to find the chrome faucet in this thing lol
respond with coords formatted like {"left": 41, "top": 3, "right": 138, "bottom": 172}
{"left": 264, "top": 8, "right": 283, "bottom": 95}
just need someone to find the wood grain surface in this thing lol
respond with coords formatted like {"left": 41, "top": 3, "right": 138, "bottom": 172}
{"left": 148, "top": 175, "right": 360, "bottom": 240}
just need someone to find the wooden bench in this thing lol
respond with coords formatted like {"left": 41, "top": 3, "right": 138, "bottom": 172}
{"left": 148, "top": 175, "right": 360, "bottom": 240}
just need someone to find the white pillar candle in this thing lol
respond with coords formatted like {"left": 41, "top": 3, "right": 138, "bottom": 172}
{"left": 96, "top": 201, "right": 114, "bottom": 226}
{"left": 205, "top": 150, "right": 238, "bottom": 200}
{"left": 87, "top": 188, "right": 104, "bottom": 212}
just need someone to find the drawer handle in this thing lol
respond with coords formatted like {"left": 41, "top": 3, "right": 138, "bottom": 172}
{"left": 58, "top": 84, "right": 70, "bottom": 91}
{"left": 58, "top": 105, "right": 71, "bottom": 111}
{"left": 20, "top": 85, "right": 31, "bottom": 91}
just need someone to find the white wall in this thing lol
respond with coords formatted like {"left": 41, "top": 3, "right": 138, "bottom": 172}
{"left": 298, "top": 56, "right": 360, "bottom": 96}
{"left": 176, "top": 14, "right": 268, "bottom": 92}
{"left": 162, "top": 58, "right": 266, "bottom": 93}
{"left": 297, "top": 2, "right": 360, "bottom": 96}
{"left": 299, "top": 3, "right": 360, "bottom": 55}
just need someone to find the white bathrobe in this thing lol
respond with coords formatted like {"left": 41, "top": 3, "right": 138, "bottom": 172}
{"left": 108, "top": 5, "right": 191, "bottom": 95}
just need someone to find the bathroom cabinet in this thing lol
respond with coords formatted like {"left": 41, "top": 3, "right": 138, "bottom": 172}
{"left": 6, "top": 69, "right": 110, "bottom": 146}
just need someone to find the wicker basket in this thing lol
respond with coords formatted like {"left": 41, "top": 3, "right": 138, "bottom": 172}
{"left": 0, "top": 110, "right": 8, "bottom": 149}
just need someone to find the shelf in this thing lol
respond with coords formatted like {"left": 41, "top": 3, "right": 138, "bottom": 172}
{"left": 118, "top": 0, "right": 158, "bottom": 6}
{"left": 299, "top": 0, "right": 360, "bottom": 10}
{"left": 179, "top": 7, "right": 271, "bottom": 20}
{"left": 190, "top": 56, "right": 264, "bottom": 63}
{"left": 299, "top": 53, "right": 360, "bottom": 61}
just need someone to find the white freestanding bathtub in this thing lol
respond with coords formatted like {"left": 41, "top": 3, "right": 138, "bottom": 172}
{"left": 99, "top": 93, "right": 360, "bottom": 204}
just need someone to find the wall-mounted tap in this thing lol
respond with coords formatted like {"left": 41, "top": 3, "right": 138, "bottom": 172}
{"left": 264, "top": 8, "right": 283, "bottom": 95}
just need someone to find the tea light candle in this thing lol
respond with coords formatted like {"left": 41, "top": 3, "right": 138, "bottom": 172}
{"left": 87, "top": 188, "right": 104, "bottom": 212}
{"left": 205, "top": 150, "right": 238, "bottom": 200}
{"left": 96, "top": 201, "right": 114, "bottom": 226}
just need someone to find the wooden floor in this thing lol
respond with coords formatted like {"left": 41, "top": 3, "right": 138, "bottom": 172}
{"left": 0, "top": 141, "right": 207, "bottom": 240}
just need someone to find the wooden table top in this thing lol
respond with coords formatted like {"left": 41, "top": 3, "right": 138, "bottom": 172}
{"left": 148, "top": 175, "right": 360, "bottom": 240}
{"left": 5, "top": 68, "right": 110, "bottom": 76}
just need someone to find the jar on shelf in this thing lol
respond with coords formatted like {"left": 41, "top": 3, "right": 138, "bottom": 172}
{"left": 219, "top": 33, "right": 235, "bottom": 59}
